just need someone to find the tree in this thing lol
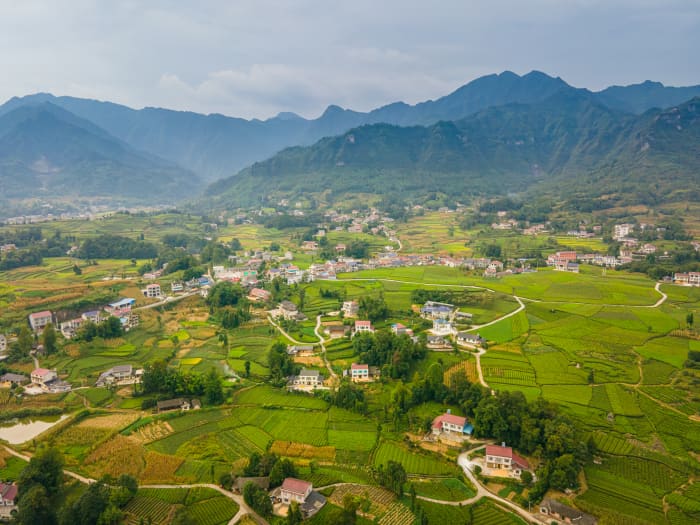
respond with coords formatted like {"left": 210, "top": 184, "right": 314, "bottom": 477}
{"left": 687, "top": 312, "right": 694, "bottom": 327}
{"left": 287, "top": 501, "right": 303, "bottom": 525}
{"left": 243, "top": 482, "right": 273, "bottom": 516}
{"left": 15, "top": 485, "right": 56, "bottom": 525}
{"left": 171, "top": 509, "right": 196, "bottom": 525}
{"left": 376, "top": 461, "right": 407, "bottom": 496}
{"left": 204, "top": 369, "right": 224, "bottom": 405}
{"left": 10, "top": 325, "right": 34, "bottom": 361}
{"left": 17, "top": 446, "right": 65, "bottom": 499}
{"left": 41, "top": 323, "right": 57, "bottom": 355}
{"left": 270, "top": 458, "right": 297, "bottom": 487}
{"left": 244, "top": 360, "right": 251, "bottom": 378}
{"left": 72, "top": 264, "right": 82, "bottom": 275}
{"left": 520, "top": 470, "right": 533, "bottom": 486}
{"left": 342, "top": 492, "right": 359, "bottom": 525}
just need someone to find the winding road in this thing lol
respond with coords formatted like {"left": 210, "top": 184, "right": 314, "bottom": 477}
{"left": 314, "top": 314, "right": 338, "bottom": 381}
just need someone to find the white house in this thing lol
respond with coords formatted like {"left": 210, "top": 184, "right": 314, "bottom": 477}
{"left": 432, "top": 318, "right": 453, "bottom": 335}
{"left": 289, "top": 369, "right": 324, "bottom": 388}
{"left": 456, "top": 332, "right": 485, "bottom": 346}
{"left": 432, "top": 412, "right": 473, "bottom": 436}
{"left": 0, "top": 482, "right": 18, "bottom": 509}
{"left": 28, "top": 311, "right": 53, "bottom": 332}
{"left": 0, "top": 334, "right": 6, "bottom": 353}
{"left": 95, "top": 365, "right": 138, "bottom": 387}
{"left": 354, "top": 320, "right": 373, "bottom": 335}
{"left": 143, "top": 283, "right": 161, "bottom": 298}
{"left": 485, "top": 444, "right": 530, "bottom": 476}
{"left": 31, "top": 368, "right": 57, "bottom": 385}
{"left": 280, "top": 478, "right": 313, "bottom": 504}
{"left": 342, "top": 300, "right": 359, "bottom": 317}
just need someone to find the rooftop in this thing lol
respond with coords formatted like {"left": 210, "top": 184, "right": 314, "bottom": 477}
{"left": 281, "top": 477, "right": 312, "bottom": 495}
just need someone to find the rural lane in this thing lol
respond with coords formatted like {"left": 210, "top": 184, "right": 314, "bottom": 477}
{"left": 267, "top": 315, "right": 320, "bottom": 345}
{"left": 134, "top": 291, "right": 199, "bottom": 311}
{"left": 314, "top": 314, "right": 338, "bottom": 380}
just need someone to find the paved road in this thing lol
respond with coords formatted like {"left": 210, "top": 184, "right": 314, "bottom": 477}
{"left": 3, "top": 446, "right": 96, "bottom": 485}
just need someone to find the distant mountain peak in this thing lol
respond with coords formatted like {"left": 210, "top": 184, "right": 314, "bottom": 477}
{"left": 273, "top": 111, "right": 303, "bottom": 121}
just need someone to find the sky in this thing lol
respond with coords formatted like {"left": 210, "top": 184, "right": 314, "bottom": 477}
{"left": 1, "top": 0, "right": 699, "bottom": 120}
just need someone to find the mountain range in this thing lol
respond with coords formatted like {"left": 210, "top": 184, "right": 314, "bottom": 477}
{"left": 207, "top": 90, "right": 700, "bottom": 208}
{"left": 1, "top": 70, "right": 699, "bottom": 210}
{"left": 0, "top": 103, "right": 199, "bottom": 202}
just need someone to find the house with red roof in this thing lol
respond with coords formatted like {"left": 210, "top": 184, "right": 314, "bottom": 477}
{"left": 485, "top": 444, "right": 530, "bottom": 476}
{"left": 30, "top": 368, "right": 57, "bottom": 386}
{"left": 353, "top": 320, "right": 373, "bottom": 335}
{"left": 0, "top": 482, "right": 18, "bottom": 510}
{"left": 28, "top": 310, "right": 53, "bottom": 332}
{"left": 247, "top": 288, "right": 271, "bottom": 302}
{"left": 279, "top": 477, "right": 313, "bottom": 504}
{"left": 432, "top": 412, "right": 473, "bottom": 436}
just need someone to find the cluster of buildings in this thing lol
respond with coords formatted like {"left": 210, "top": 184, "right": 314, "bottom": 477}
{"left": 29, "top": 297, "right": 140, "bottom": 340}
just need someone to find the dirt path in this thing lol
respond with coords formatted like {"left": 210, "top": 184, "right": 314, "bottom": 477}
{"left": 267, "top": 315, "right": 320, "bottom": 345}
{"left": 314, "top": 314, "right": 338, "bottom": 381}
{"left": 134, "top": 291, "right": 198, "bottom": 311}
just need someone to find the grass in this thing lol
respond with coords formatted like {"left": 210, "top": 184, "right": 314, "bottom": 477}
{"left": 373, "top": 441, "right": 456, "bottom": 476}
{"left": 411, "top": 478, "right": 475, "bottom": 501}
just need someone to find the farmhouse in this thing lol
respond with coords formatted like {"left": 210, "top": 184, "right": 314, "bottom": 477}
{"left": 0, "top": 334, "right": 6, "bottom": 353}
{"left": 279, "top": 477, "right": 313, "bottom": 504}
{"left": 432, "top": 318, "right": 453, "bottom": 335}
{"left": 349, "top": 363, "right": 380, "bottom": 382}
{"left": 456, "top": 332, "right": 485, "bottom": 346}
{"left": 455, "top": 311, "right": 473, "bottom": 321}
{"left": 420, "top": 302, "right": 454, "bottom": 320}
{"left": 31, "top": 368, "right": 57, "bottom": 385}
{"left": 157, "top": 398, "right": 191, "bottom": 412}
{"left": 277, "top": 301, "right": 307, "bottom": 321}
{"left": 142, "top": 283, "right": 162, "bottom": 298}
{"left": 427, "top": 335, "right": 449, "bottom": 348}
{"left": 432, "top": 412, "right": 473, "bottom": 436}
{"left": 248, "top": 288, "right": 272, "bottom": 302}
{"left": 0, "top": 373, "right": 28, "bottom": 388}
{"left": 95, "top": 365, "right": 140, "bottom": 387}
{"left": 288, "top": 368, "right": 324, "bottom": 389}
{"left": 171, "top": 282, "right": 184, "bottom": 292}
{"left": 287, "top": 345, "right": 315, "bottom": 356}
{"left": 104, "top": 298, "right": 135, "bottom": 317}
{"left": 673, "top": 272, "right": 700, "bottom": 286}
{"left": 539, "top": 499, "right": 597, "bottom": 525}
{"left": 28, "top": 311, "right": 53, "bottom": 332}
{"left": 0, "top": 482, "right": 17, "bottom": 510}
{"left": 342, "top": 300, "right": 359, "bottom": 317}
{"left": 302, "top": 241, "right": 319, "bottom": 252}
{"left": 354, "top": 320, "right": 373, "bottom": 335}
{"left": 324, "top": 324, "right": 349, "bottom": 339}
{"left": 391, "top": 323, "right": 413, "bottom": 336}
{"left": 485, "top": 444, "right": 530, "bottom": 477}
{"left": 233, "top": 477, "right": 270, "bottom": 494}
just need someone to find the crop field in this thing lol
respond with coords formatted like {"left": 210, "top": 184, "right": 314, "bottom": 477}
{"left": 124, "top": 487, "right": 238, "bottom": 525}
{"left": 411, "top": 477, "right": 475, "bottom": 501}
{"left": 373, "top": 441, "right": 455, "bottom": 475}
{"left": 233, "top": 385, "right": 328, "bottom": 409}
{"left": 478, "top": 310, "right": 529, "bottom": 343}
{"left": 417, "top": 498, "right": 526, "bottom": 525}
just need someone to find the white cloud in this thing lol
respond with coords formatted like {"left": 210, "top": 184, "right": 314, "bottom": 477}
{"left": 0, "top": 1, "right": 698, "bottom": 118}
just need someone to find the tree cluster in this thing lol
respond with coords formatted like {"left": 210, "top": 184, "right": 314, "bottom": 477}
{"left": 268, "top": 342, "right": 298, "bottom": 385}
{"left": 352, "top": 331, "right": 426, "bottom": 380}
{"left": 357, "top": 294, "right": 389, "bottom": 323}
{"left": 77, "top": 234, "right": 158, "bottom": 259}
{"left": 140, "top": 360, "right": 224, "bottom": 405}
